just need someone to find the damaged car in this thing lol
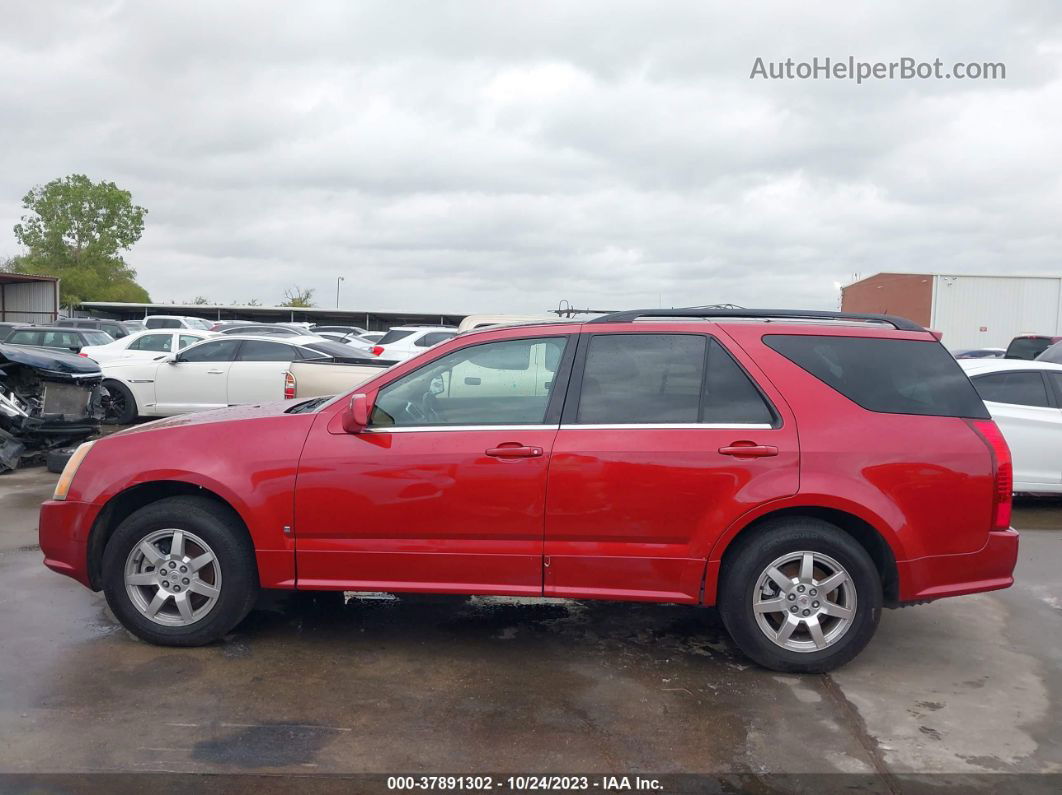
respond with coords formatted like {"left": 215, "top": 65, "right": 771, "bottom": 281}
{"left": 0, "top": 342, "right": 104, "bottom": 473}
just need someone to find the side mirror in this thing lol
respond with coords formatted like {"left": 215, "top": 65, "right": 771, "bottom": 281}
{"left": 342, "top": 393, "right": 371, "bottom": 433}
{"left": 164, "top": 354, "right": 179, "bottom": 364}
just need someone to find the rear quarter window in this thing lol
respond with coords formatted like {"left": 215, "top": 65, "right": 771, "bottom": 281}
{"left": 764, "top": 334, "right": 989, "bottom": 419}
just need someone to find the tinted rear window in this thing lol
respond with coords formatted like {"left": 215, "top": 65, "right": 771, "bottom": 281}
{"left": 377, "top": 329, "right": 415, "bottom": 345}
{"left": 1006, "top": 337, "right": 1053, "bottom": 360}
{"left": 764, "top": 335, "right": 989, "bottom": 419}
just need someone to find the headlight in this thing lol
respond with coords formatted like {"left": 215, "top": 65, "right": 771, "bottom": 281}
{"left": 52, "top": 441, "right": 95, "bottom": 501}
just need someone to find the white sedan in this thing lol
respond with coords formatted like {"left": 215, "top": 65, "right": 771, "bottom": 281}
{"left": 80, "top": 329, "right": 214, "bottom": 364}
{"left": 960, "top": 359, "right": 1062, "bottom": 493}
{"left": 370, "top": 326, "right": 458, "bottom": 362}
{"left": 99, "top": 334, "right": 361, "bottom": 424}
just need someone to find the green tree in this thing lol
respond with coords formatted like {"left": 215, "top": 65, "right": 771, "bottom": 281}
{"left": 13, "top": 174, "right": 151, "bottom": 306}
{"left": 0, "top": 255, "right": 25, "bottom": 273}
{"left": 280, "top": 286, "right": 315, "bottom": 307}
{"left": 191, "top": 296, "right": 210, "bottom": 305}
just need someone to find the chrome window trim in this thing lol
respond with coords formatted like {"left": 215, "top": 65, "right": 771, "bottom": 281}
{"left": 562, "top": 423, "right": 774, "bottom": 430}
{"left": 364, "top": 424, "right": 555, "bottom": 433}
{"left": 363, "top": 422, "right": 773, "bottom": 433}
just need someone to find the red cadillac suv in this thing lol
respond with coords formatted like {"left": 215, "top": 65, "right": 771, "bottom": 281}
{"left": 39, "top": 309, "right": 1018, "bottom": 672}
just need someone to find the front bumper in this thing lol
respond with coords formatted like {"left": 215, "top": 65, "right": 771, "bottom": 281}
{"left": 897, "top": 529, "right": 1019, "bottom": 603}
{"left": 39, "top": 499, "right": 98, "bottom": 588}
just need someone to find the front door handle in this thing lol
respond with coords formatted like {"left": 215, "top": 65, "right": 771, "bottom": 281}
{"left": 207, "top": 369, "right": 225, "bottom": 375}
{"left": 486, "top": 445, "right": 543, "bottom": 458}
{"left": 718, "top": 443, "right": 779, "bottom": 458}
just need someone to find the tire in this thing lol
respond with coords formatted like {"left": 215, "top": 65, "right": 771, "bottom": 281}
{"left": 46, "top": 447, "right": 76, "bottom": 474}
{"left": 718, "top": 517, "right": 882, "bottom": 674}
{"left": 101, "top": 379, "right": 138, "bottom": 425}
{"left": 101, "top": 496, "right": 259, "bottom": 646}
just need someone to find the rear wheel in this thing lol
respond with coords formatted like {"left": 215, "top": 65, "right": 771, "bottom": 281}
{"left": 102, "top": 496, "right": 259, "bottom": 646}
{"left": 719, "top": 518, "right": 882, "bottom": 673}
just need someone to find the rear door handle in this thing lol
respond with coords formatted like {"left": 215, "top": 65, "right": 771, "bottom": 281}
{"left": 207, "top": 369, "right": 225, "bottom": 375}
{"left": 718, "top": 443, "right": 779, "bottom": 458}
{"left": 486, "top": 445, "right": 543, "bottom": 458}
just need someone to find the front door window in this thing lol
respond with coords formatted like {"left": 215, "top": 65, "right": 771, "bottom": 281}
{"left": 372, "top": 337, "right": 568, "bottom": 427}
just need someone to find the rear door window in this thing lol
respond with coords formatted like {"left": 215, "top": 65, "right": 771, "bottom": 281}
{"left": 764, "top": 335, "right": 989, "bottom": 419}
{"left": 41, "top": 331, "right": 80, "bottom": 348}
{"left": 236, "top": 340, "right": 301, "bottom": 361}
{"left": 576, "top": 334, "right": 705, "bottom": 423}
{"left": 971, "top": 372, "right": 1051, "bottom": 408}
{"left": 573, "top": 334, "right": 775, "bottom": 425}
{"left": 130, "top": 333, "right": 173, "bottom": 352}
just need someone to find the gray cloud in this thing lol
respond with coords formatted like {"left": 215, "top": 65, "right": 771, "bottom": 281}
{"left": 1, "top": 0, "right": 1060, "bottom": 313}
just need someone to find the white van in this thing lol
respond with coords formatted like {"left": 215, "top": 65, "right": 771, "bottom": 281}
{"left": 457, "top": 314, "right": 559, "bottom": 332}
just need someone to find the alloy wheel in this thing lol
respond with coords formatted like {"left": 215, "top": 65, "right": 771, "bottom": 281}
{"left": 123, "top": 528, "right": 222, "bottom": 626}
{"left": 752, "top": 550, "right": 857, "bottom": 653}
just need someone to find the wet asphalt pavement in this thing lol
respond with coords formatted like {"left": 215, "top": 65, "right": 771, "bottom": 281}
{"left": 0, "top": 466, "right": 1060, "bottom": 788}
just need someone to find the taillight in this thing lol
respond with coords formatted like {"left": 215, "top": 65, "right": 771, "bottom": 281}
{"left": 371, "top": 345, "right": 384, "bottom": 356}
{"left": 78, "top": 352, "right": 88, "bottom": 357}
{"left": 970, "top": 419, "right": 1012, "bottom": 530}
{"left": 283, "top": 371, "right": 296, "bottom": 400}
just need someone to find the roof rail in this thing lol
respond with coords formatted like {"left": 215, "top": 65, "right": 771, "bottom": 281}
{"left": 587, "top": 307, "right": 925, "bottom": 332}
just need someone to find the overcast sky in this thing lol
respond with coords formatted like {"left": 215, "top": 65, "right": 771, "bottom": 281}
{"left": 1, "top": 1, "right": 1060, "bottom": 313}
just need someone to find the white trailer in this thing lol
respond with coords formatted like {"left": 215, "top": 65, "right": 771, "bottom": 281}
{"left": 930, "top": 274, "right": 1062, "bottom": 350}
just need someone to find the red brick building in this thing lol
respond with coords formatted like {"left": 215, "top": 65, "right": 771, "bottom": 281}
{"left": 840, "top": 272, "right": 933, "bottom": 327}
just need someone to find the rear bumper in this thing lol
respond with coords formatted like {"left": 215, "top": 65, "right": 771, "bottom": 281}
{"left": 897, "top": 529, "right": 1019, "bottom": 603}
{"left": 39, "top": 499, "right": 97, "bottom": 588}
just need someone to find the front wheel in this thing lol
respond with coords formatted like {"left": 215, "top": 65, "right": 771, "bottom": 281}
{"left": 718, "top": 518, "right": 882, "bottom": 673}
{"left": 101, "top": 496, "right": 259, "bottom": 646}
{"left": 101, "top": 380, "right": 138, "bottom": 425}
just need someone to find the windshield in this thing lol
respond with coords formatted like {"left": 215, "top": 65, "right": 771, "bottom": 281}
{"left": 285, "top": 396, "right": 332, "bottom": 414}
{"left": 82, "top": 331, "right": 114, "bottom": 345}
{"left": 188, "top": 318, "right": 213, "bottom": 330}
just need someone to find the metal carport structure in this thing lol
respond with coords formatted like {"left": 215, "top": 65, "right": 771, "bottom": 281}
{"left": 0, "top": 273, "right": 60, "bottom": 324}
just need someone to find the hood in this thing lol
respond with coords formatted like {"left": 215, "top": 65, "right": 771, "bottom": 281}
{"left": 0, "top": 343, "right": 102, "bottom": 376}
{"left": 111, "top": 400, "right": 305, "bottom": 437}
{"left": 103, "top": 355, "right": 169, "bottom": 370}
